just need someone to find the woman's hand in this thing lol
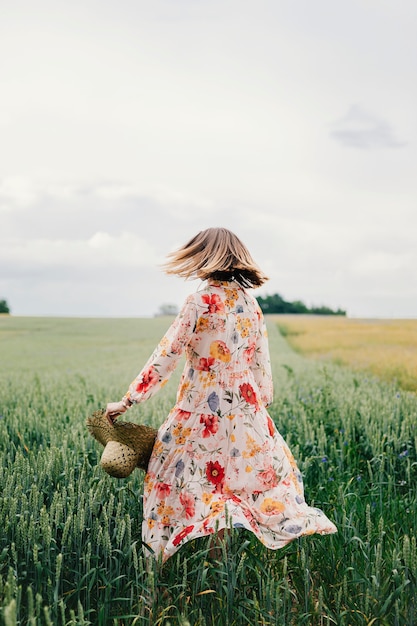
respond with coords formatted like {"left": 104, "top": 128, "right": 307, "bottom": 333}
{"left": 105, "top": 401, "right": 127, "bottom": 425}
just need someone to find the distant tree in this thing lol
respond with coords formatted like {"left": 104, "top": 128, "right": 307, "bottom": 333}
{"left": 256, "top": 293, "right": 346, "bottom": 316}
{"left": 0, "top": 300, "right": 10, "bottom": 313}
{"left": 0, "top": 299, "right": 10, "bottom": 314}
{"left": 310, "top": 305, "right": 346, "bottom": 316}
{"left": 256, "top": 293, "right": 288, "bottom": 314}
{"left": 155, "top": 303, "right": 179, "bottom": 316}
{"left": 286, "top": 299, "right": 309, "bottom": 314}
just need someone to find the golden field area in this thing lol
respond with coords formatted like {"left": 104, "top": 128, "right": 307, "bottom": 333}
{"left": 275, "top": 315, "right": 417, "bottom": 392}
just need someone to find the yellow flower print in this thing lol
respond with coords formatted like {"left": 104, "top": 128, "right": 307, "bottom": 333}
{"left": 196, "top": 317, "right": 209, "bottom": 332}
{"left": 260, "top": 498, "right": 285, "bottom": 515}
{"left": 242, "top": 434, "right": 262, "bottom": 458}
{"left": 153, "top": 440, "right": 163, "bottom": 456}
{"left": 202, "top": 492, "right": 213, "bottom": 505}
{"left": 224, "top": 288, "right": 238, "bottom": 309}
{"left": 147, "top": 519, "right": 156, "bottom": 529}
{"left": 210, "top": 501, "right": 225, "bottom": 515}
{"left": 201, "top": 371, "right": 217, "bottom": 389}
{"left": 209, "top": 340, "right": 231, "bottom": 363}
{"left": 230, "top": 433, "right": 236, "bottom": 442}
{"left": 236, "top": 316, "right": 252, "bottom": 334}
{"left": 284, "top": 447, "right": 298, "bottom": 470}
{"left": 144, "top": 474, "right": 155, "bottom": 494}
{"left": 157, "top": 503, "right": 175, "bottom": 520}
{"left": 161, "top": 515, "right": 171, "bottom": 526}
{"left": 245, "top": 465, "right": 253, "bottom": 472}
{"left": 174, "top": 424, "right": 191, "bottom": 445}
{"left": 178, "top": 380, "right": 192, "bottom": 403}
{"left": 226, "top": 414, "right": 235, "bottom": 420}
{"left": 172, "top": 424, "right": 183, "bottom": 437}
{"left": 225, "top": 287, "right": 238, "bottom": 301}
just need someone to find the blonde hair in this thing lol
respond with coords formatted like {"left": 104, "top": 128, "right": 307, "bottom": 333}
{"left": 162, "top": 227, "right": 268, "bottom": 288}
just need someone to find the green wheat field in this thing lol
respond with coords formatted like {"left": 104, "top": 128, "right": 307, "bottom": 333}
{"left": 0, "top": 315, "right": 416, "bottom": 625}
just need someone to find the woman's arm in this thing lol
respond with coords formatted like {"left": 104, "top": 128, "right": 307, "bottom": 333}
{"left": 106, "top": 294, "right": 197, "bottom": 421}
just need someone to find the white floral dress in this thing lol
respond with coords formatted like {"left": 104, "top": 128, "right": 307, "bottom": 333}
{"left": 126, "top": 280, "right": 337, "bottom": 562}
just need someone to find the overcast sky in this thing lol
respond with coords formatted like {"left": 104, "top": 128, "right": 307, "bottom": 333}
{"left": 1, "top": 0, "right": 416, "bottom": 318}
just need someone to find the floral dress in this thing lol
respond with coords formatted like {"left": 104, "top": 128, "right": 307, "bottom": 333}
{"left": 126, "top": 280, "right": 337, "bottom": 562}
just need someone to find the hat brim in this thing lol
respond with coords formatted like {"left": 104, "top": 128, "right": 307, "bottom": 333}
{"left": 86, "top": 409, "right": 157, "bottom": 471}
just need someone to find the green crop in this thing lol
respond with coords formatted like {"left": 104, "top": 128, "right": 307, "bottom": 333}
{"left": 0, "top": 316, "right": 416, "bottom": 625}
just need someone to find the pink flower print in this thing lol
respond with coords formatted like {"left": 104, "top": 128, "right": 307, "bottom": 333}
{"left": 179, "top": 491, "right": 195, "bottom": 519}
{"left": 202, "top": 518, "right": 215, "bottom": 534}
{"left": 176, "top": 409, "right": 192, "bottom": 421}
{"left": 200, "top": 414, "right": 219, "bottom": 438}
{"left": 197, "top": 357, "right": 215, "bottom": 371}
{"left": 155, "top": 482, "right": 171, "bottom": 499}
{"left": 243, "top": 342, "right": 256, "bottom": 364}
{"left": 136, "top": 366, "right": 159, "bottom": 394}
{"left": 202, "top": 294, "right": 225, "bottom": 314}
{"left": 258, "top": 466, "right": 279, "bottom": 489}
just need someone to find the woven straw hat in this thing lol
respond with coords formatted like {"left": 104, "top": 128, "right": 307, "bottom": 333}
{"left": 86, "top": 409, "right": 157, "bottom": 478}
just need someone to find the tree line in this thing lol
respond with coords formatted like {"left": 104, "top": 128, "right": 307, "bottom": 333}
{"left": 0, "top": 299, "right": 10, "bottom": 314}
{"left": 256, "top": 293, "right": 346, "bottom": 316}
{"left": 0, "top": 296, "right": 347, "bottom": 317}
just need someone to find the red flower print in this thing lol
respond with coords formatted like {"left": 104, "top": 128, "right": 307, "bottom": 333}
{"left": 172, "top": 524, "right": 194, "bottom": 546}
{"left": 243, "top": 342, "right": 256, "bottom": 364}
{"left": 176, "top": 409, "right": 192, "bottom": 421}
{"left": 197, "top": 357, "right": 215, "bottom": 371}
{"left": 155, "top": 482, "right": 171, "bottom": 499}
{"left": 206, "top": 460, "right": 225, "bottom": 486}
{"left": 202, "top": 518, "right": 215, "bottom": 534}
{"left": 200, "top": 414, "right": 219, "bottom": 438}
{"left": 239, "top": 383, "right": 257, "bottom": 405}
{"left": 179, "top": 491, "right": 195, "bottom": 519}
{"left": 258, "top": 467, "right": 278, "bottom": 489}
{"left": 136, "top": 366, "right": 159, "bottom": 394}
{"left": 267, "top": 415, "right": 275, "bottom": 437}
{"left": 202, "top": 294, "right": 225, "bottom": 314}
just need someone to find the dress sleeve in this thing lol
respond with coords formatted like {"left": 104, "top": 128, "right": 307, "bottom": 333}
{"left": 126, "top": 294, "right": 197, "bottom": 404}
{"left": 250, "top": 306, "right": 274, "bottom": 407}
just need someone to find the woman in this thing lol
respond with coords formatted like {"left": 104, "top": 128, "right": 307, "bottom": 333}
{"left": 105, "top": 227, "right": 337, "bottom": 562}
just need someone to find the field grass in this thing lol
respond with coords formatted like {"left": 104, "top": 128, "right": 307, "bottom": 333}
{"left": 0, "top": 314, "right": 416, "bottom": 625}
{"left": 276, "top": 316, "right": 417, "bottom": 393}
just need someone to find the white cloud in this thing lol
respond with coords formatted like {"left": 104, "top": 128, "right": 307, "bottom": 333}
{"left": 1, "top": 231, "right": 159, "bottom": 273}
{"left": 330, "top": 105, "right": 406, "bottom": 150}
